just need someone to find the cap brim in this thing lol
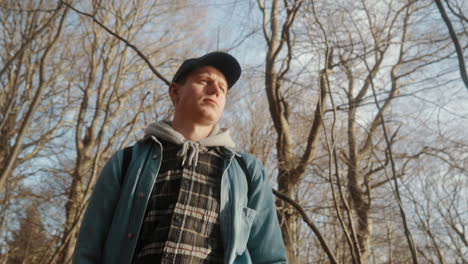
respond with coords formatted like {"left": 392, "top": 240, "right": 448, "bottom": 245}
{"left": 173, "top": 52, "right": 241, "bottom": 89}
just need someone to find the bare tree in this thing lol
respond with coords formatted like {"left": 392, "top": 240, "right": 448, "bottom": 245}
{"left": 0, "top": 1, "right": 68, "bottom": 195}
{"left": 300, "top": 0, "right": 466, "bottom": 262}
{"left": 256, "top": 0, "right": 333, "bottom": 262}
{"left": 4, "top": 202, "right": 52, "bottom": 264}
{"left": 254, "top": 0, "right": 467, "bottom": 262}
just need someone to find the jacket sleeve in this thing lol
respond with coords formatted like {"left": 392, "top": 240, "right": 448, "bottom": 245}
{"left": 72, "top": 151, "right": 123, "bottom": 264}
{"left": 244, "top": 156, "right": 288, "bottom": 264}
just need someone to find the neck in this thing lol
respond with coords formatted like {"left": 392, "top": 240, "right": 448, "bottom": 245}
{"left": 171, "top": 118, "right": 214, "bottom": 141}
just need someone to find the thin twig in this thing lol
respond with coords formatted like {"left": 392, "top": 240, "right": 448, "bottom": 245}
{"left": 61, "top": 0, "right": 170, "bottom": 86}
{"left": 367, "top": 51, "right": 419, "bottom": 264}
{"left": 0, "top": 2, "right": 63, "bottom": 77}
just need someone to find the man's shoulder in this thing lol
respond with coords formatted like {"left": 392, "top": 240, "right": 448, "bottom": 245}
{"left": 234, "top": 150, "right": 264, "bottom": 171}
{"left": 125, "top": 137, "right": 156, "bottom": 152}
{"left": 236, "top": 151, "right": 255, "bottom": 161}
{"left": 114, "top": 138, "right": 156, "bottom": 163}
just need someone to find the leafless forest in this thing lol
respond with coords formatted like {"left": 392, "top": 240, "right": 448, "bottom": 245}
{"left": 0, "top": 0, "right": 467, "bottom": 263}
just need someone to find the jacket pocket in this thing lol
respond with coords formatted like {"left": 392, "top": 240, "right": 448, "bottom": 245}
{"left": 235, "top": 207, "right": 256, "bottom": 255}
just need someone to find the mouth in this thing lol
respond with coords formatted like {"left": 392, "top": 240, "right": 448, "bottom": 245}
{"left": 203, "top": 98, "right": 218, "bottom": 106}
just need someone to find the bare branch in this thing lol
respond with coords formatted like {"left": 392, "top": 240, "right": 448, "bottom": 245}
{"left": 273, "top": 189, "right": 338, "bottom": 264}
{"left": 434, "top": 0, "right": 468, "bottom": 90}
{"left": 0, "top": 2, "right": 63, "bottom": 78}
{"left": 61, "top": 1, "right": 170, "bottom": 86}
{"left": 0, "top": 5, "right": 68, "bottom": 193}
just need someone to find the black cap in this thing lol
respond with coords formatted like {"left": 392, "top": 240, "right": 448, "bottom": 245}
{"left": 172, "top": 52, "right": 242, "bottom": 89}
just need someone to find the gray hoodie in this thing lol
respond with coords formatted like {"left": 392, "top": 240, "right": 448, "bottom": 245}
{"left": 144, "top": 120, "right": 236, "bottom": 167}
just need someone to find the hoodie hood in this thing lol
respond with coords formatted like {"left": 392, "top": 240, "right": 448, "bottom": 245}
{"left": 144, "top": 120, "right": 235, "bottom": 167}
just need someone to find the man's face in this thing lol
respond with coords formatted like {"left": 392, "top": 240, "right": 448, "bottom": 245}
{"left": 169, "top": 65, "right": 228, "bottom": 126}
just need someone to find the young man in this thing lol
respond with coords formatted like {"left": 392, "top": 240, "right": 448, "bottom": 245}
{"left": 73, "top": 52, "right": 287, "bottom": 264}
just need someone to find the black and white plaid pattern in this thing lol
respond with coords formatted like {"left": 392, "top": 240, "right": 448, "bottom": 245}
{"left": 132, "top": 140, "right": 225, "bottom": 264}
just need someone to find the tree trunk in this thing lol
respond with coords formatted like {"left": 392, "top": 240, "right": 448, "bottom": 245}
{"left": 59, "top": 156, "right": 93, "bottom": 263}
{"left": 277, "top": 168, "right": 299, "bottom": 263}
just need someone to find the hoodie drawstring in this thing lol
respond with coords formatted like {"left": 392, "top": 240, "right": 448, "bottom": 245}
{"left": 177, "top": 141, "right": 200, "bottom": 167}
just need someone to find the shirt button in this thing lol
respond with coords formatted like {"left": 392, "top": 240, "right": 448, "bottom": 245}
{"left": 182, "top": 181, "right": 190, "bottom": 188}
{"left": 137, "top": 192, "right": 144, "bottom": 199}
{"left": 174, "top": 215, "right": 181, "bottom": 225}
{"left": 127, "top": 232, "right": 134, "bottom": 239}
{"left": 152, "top": 154, "right": 158, "bottom": 160}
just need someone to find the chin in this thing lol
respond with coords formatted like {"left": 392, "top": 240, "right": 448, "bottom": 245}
{"left": 202, "top": 118, "right": 220, "bottom": 126}
{"left": 197, "top": 110, "right": 221, "bottom": 124}
{"left": 199, "top": 115, "right": 221, "bottom": 126}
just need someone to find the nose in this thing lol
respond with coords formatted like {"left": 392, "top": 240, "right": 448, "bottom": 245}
{"left": 207, "top": 81, "right": 222, "bottom": 96}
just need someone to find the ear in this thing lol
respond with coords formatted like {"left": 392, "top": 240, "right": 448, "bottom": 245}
{"left": 169, "top": 83, "right": 180, "bottom": 105}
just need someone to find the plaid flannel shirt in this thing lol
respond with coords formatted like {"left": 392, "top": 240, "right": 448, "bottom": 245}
{"left": 132, "top": 140, "right": 224, "bottom": 264}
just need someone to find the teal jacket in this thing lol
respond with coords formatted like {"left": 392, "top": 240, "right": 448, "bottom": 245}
{"left": 73, "top": 137, "right": 287, "bottom": 264}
